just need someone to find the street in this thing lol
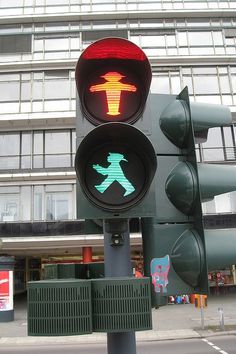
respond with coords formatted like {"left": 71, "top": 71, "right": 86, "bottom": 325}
{"left": 0, "top": 336, "right": 235, "bottom": 354}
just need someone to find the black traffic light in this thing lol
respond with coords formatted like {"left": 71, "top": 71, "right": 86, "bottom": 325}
{"left": 75, "top": 38, "right": 157, "bottom": 219}
{"left": 141, "top": 87, "right": 236, "bottom": 304}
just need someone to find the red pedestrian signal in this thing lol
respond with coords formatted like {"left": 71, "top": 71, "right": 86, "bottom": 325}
{"left": 75, "top": 37, "right": 151, "bottom": 125}
{"left": 89, "top": 71, "right": 137, "bottom": 117}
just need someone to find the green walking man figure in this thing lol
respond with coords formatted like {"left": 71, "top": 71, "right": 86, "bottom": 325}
{"left": 93, "top": 152, "right": 135, "bottom": 196}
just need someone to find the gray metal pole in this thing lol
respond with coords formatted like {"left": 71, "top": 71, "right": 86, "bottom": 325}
{"left": 200, "top": 295, "right": 205, "bottom": 330}
{"left": 103, "top": 219, "right": 137, "bottom": 354}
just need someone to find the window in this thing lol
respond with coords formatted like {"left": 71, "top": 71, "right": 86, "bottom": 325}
{"left": 0, "top": 133, "right": 20, "bottom": 169}
{"left": 0, "top": 129, "right": 75, "bottom": 170}
{"left": 45, "top": 131, "right": 71, "bottom": 168}
{"left": 0, "top": 35, "right": 31, "bottom": 54}
{"left": 0, "top": 184, "right": 75, "bottom": 222}
{"left": 0, "top": 187, "right": 20, "bottom": 222}
{"left": 46, "top": 192, "right": 70, "bottom": 220}
{"left": 202, "top": 128, "right": 224, "bottom": 161}
{"left": 82, "top": 29, "right": 127, "bottom": 42}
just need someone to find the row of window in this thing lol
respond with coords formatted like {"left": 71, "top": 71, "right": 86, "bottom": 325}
{"left": 132, "top": 31, "right": 236, "bottom": 57}
{"left": 1, "top": 18, "right": 235, "bottom": 35}
{"left": 1, "top": 29, "right": 236, "bottom": 59}
{"left": 0, "top": 0, "right": 235, "bottom": 15}
{"left": 0, "top": 70, "right": 75, "bottom": 114}
{"left": 0, "top": 129, "right": 76, "bottom": 170}
{"left": 0, "top": 125, "right": 235, "bottom": 172}
{"left": 1, "top": 66, "right": 236, "bottom": 114}
{"left": 196, "top": 126, "right": 236, "bottom": 162}
{"left": 0, "top": 184, "right": 75, "bottom": 222}
{"left": 0, "top": 182, "right": 235, "bottom": 222}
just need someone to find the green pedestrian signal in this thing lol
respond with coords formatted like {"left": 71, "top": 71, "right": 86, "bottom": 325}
{"left": 75, "top": 38, "right": 157, "bottom": 218}
{"left": 93, "top": 152, "right": 135, "bottom": 196}
{"left": 75, "top": 122, "right": 156, "bottom": 214}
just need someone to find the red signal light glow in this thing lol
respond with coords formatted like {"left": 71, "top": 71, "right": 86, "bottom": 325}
{"left": 89, "top": 71, "right": 137, "bottom": 116}
{"left": 82, "top": 38, "right": 147, "bottom": 61}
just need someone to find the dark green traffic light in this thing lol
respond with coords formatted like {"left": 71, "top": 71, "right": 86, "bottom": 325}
{"left": 142, "top": 87, "right": 236, "bottom": 305}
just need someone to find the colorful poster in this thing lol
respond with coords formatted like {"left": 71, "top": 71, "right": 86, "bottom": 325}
{"left": 150, "top": 255, "right": 170, "bottom": 293}
{"left": 0, "top": 270, "right": 13, "bottom": 311}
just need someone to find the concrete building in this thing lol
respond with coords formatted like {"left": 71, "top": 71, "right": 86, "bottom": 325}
{"left": 0, "top": 1, "right": 236, "bottom": 292}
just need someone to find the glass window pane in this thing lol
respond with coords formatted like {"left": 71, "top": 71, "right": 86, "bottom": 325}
{"left": 46, "top": 192, "right": 70, "bottom": 220}
{"left": 32, "top": 81, "right": 43, "bottom": 100}
{"left": 21, "top": 81, "right": 31, "bottom": 100}
{"left": 45, "top": 131, "right": 71, "bottom": 168}
{"left": 0, "top": 194, "right": 19, "bottom": 221}
{"left": 34, "top": 185, "right": 43, "bottom": 220}
{"left": 215, "top": 193, "right": 231, "bottom": 213}
{"left": 151, "top": 75, "right": 170, "bottom": 93}
{"left": 203, "top": 148, "right": 224, "bottom": 161}
{"left": 0, "top": 133, "right": 19, "bottom": 156}
{"left": 178, "top": 32, "right": 188, "bottom": 46}
{"left": 170, "top": 76, "right": 181, "bottom": 94}
{"left": 21, "top": 186, "right": 31, "bottom": 220}
{"left": 22, "top": 132, "right": 32, "bottom": 154}
{"left": 44, "top": 37, "right": 69, "bottom": 51}
{"left": 21, "top": 132, "right": 32, "bottom": 168}
{"left": 182, "top": 76, "right": 193, "bottom": 94}
{"left": 203, "top": 127, "right": 222, "bottom": 147}
{"left": 44, "top": 80, "right": 70, "bottom": 99}
{"left": 188, "top": 32, "right": 212, "bottom": 45}
{"left": 213, "top": 31, "right": 224, "bottom": 45}
{"left": 166, "top": 35, "right": 176, "bottom": 47}
{"left": 33, "top": 132, "right": 43, "bottom": 154}
{"left": 193, "top": 76, "right": 219, "bottom": 94}
{"left": 0, "top": 81, "right": 20, "bottom": 101}
{"left": 219, "top": 75, "right": 231, "bottom": 93}
{"left": 45, "top": 131, "right": 70, "bottom": 154}
{"left": 33, "top": 132, "right": 43, "bottom": 168}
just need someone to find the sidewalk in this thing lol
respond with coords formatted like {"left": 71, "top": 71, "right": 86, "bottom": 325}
{"left": 0, "top": 291, "right": 236, "bottom": 345}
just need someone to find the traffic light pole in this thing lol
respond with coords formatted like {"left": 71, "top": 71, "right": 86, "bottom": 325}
{"left": 103, "top": 219, "right": 137, "bottom": 354}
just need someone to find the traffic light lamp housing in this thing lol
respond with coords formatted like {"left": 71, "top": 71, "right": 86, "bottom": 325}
{"left": 142, "top": 87, "right": 234, "bottom": 302}
{"left": 75, "top": 122, "right": 157, "bottom": 213}
{"left": 75, "top": 38, "right": 157, "bottom": 219}
{"left": 75, "top": 37, "right": 151, "bottom": 126}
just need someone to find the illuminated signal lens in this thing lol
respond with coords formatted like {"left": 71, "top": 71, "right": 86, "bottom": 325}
{"left": 84, "top": 68, "right": 142, "bottom": 124}
{"left": 89, "top": 71, "right": 137, "bottom": 117}
{"left": 75, "top": 123, "right": 157, "bottom": 212}
{"left": 75, "top": 37, "right": 152, "bottom": 125}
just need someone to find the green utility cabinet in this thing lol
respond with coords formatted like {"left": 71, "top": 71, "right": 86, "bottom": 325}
{"left": 27, "top": 280, "right": 92, "bottom": 336}
{"left": 91, "top": 277, "right": 152, "bottom": 333}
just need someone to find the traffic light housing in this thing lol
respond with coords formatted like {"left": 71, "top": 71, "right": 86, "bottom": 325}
{"left": 142, "top": 87, "right": 235, "bottom": 304}
{"left": 75, "top": 38, "right": 157, "bottom": 219}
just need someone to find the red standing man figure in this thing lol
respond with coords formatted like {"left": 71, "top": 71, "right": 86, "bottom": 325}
{"left": 89, "top": 71, "right": 137, "bottom": 116}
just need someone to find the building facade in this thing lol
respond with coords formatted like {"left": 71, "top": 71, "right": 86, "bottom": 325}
{"left": 0, "top": 0, "right": 236, "bottom": 291}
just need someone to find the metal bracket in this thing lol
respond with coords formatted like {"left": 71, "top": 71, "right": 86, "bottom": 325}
{"left": 110, "top": 233, "right": 124, "bottom": 247}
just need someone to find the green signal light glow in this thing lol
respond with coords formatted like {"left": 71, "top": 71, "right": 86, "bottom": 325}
{"left": 92, "top": 152, "right": 135, "bottom": 196}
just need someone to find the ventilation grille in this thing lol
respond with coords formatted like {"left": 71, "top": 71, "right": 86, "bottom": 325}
{"left": 92, "top": 277, "right": 152, "bottom": 332}
{"left": 27, "top": 280, "right": 92, "bottom": 336}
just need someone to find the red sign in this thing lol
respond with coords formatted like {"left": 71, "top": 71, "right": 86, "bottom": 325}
{"left": 0, "top": 271, "right": 10, "bottom": 297}
{"left": 0, "top": 270, "right": 13, "bottom": 311}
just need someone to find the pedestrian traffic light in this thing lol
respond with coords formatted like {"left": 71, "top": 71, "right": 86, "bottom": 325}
{"left": 75, "top": 38, "right": 157, "bottom": 219}
{"left": 141, "top": 87, "right": 236, "bottom": 304}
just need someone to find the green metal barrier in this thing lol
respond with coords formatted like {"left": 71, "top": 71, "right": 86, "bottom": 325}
{"left": 27, "top": 280, "right": 92, "bottom": 336}
{"left": 43, "top": 264, "right": 58, "bottom": 280}
{"left": 58, "top": 263, "right": 76, "bottom": 279}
